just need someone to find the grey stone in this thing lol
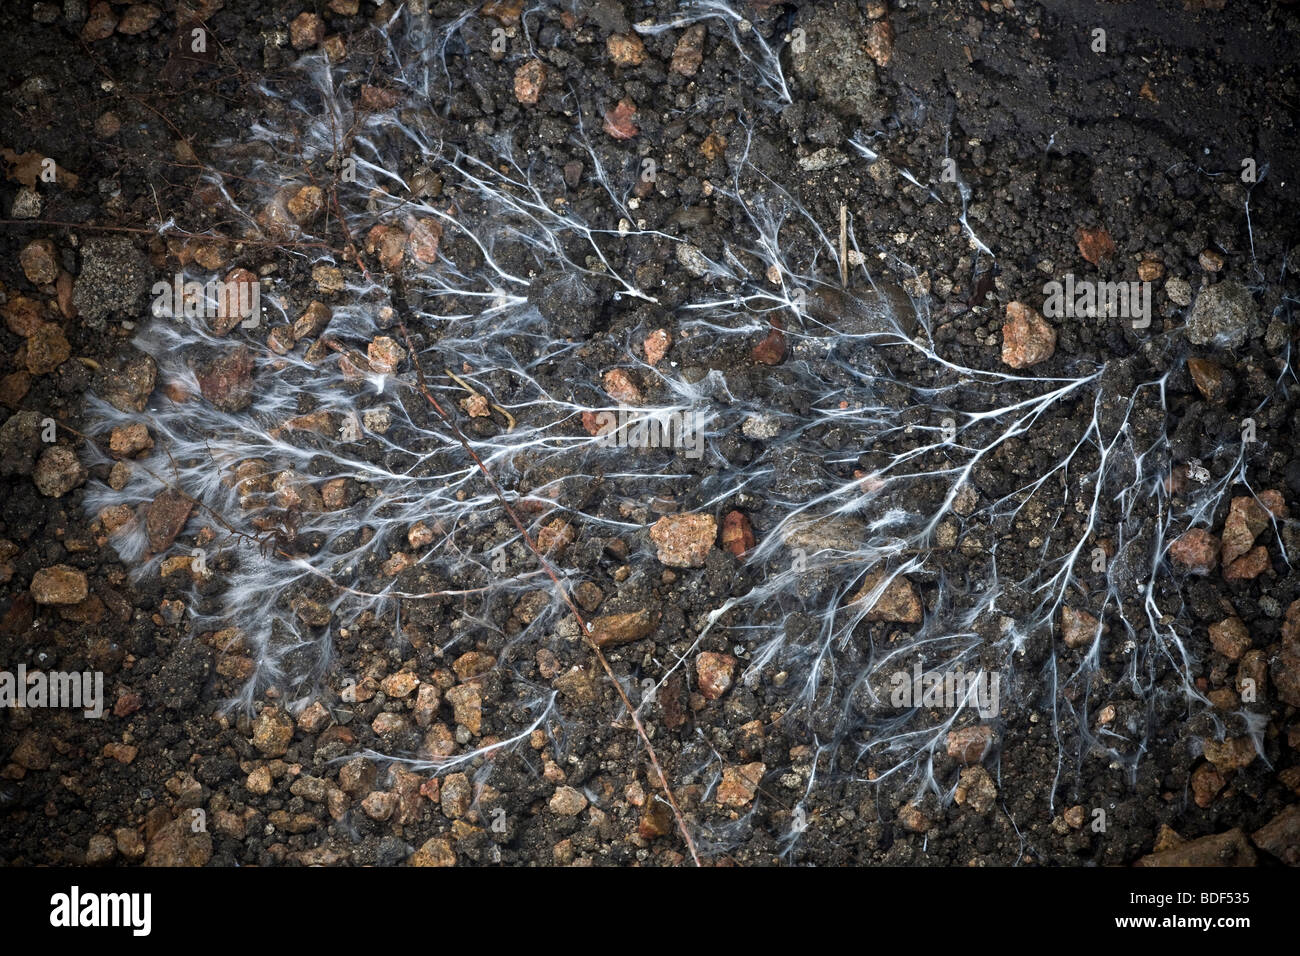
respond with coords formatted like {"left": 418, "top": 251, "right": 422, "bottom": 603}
{"left": 1185, "top": 280, "right": 1257, "bottom": 348}
{"left": 791, "top": 2, "right": 883, "bottom": 122}
{"left": 73, "top": 237, "right": 150, "bottom": 320}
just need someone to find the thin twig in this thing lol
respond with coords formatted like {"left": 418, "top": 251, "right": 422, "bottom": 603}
{"left": 839, "top": 203, "right": 848, "bottom": 289}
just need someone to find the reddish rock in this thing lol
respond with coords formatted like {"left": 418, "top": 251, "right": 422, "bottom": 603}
{"left": 366, "top": 224, "right": 407, "bottom": 271}
{"left": 1138, "top": 258, "right": 1165, "bottom": 282}
{"left": 751, "top": 319, "right": 787, "bottom": 365}
{"left": 145, "top": 487, "right": 194, "bottom": 553}
{"left": 296, "top": 701, "right": 330, "bottom": 733}
{"left": 644, "top": 328, "right": 671, "bottom": 365}
{"left": 245, "top": 765, "right": 273, "bottom": 795}
{"left": 1061, "top": 606, "right": 1099, "bottom": 649}
{"left": 1208, "top": 617, "right": 1251, "bottom": 661}
{"left": 3, "top": 296, "right": 44, "bottom": 337}
{"left": 370, "top": 712, "right": 406, "bottom": 736}
{"left": 603, "top": 99, "right": 639, "bottom": 139}
{"left": 866, "top": 18, "right": 894, "bottom": 67}
{"left": 358, "top": 84, "right": 401, "bottom": 111}
{"left": 313, "top": 477, "right": 345, "bottom": 512}
{"left": 19, "top": 239, "right": 59, "bottom": 285}
{"left": 190, "top": 240, "right": 228, "bottom": 272}
{"left": 1187, "top": 357, "right": 1229, "bottom": 403}
{"left": 649, "top": 513, "right": 717, "bottom": 568}
{"left": 440, "top": 772, "right": 471, "bottom": 818}
{"left": 946, "top": 726, "right": 992, "bottom": 764}
{"left": 670, "top": 24, "right": 706, "bottom": 76}
{"left": 26, "top": 323, "right": 71, "bottom": 375}
{"left": 293, "top": 300, "right": 332, "bottom": 341}
{"left": 1221, "top": 496, "right": 1270, "bottom": 565}
{"left": 273, "top": 472, "right": 324, "bottom": 513}
{"left": 1252, "top": 806, "right": 1300, "bottom": 865}
{"left": 956, "top": 766, "right": 998, "bottom": 813}
{"left": 1258, "top": 489, "right": 1288, "bottom": 519}
{"left": 638, "top": 796, "right": 674, "bottom": 839}
{"left": 287, "top": 185, "right": 324, "bottom": 224}
{"left": 451, "top": 651, "right": 495, "bottom": 682}
{"left": 536, "top": 518, "right": 576, "bottom": 556}
{"left": 445, "top": 684, "right": 482, "bottom": 734}
{"left": 1076, "top": 226, "right": 1116, "bottom": 264}
{"left": 251, "top": 708, "right": 295, "bottom": 757}
{"left": 380, "top": 671, "right": 420, "bottom": 699}
{"left": 1280, "top": 767, "right": 1300, "bottom": 796}
{"left": 849, "top": 569, "right": 922, "bottom": 623}
{"left": 410, "top": 683, "right": 439, "bottom": 729}
{"left": 696, "top": 652, "right": 737, "bottom": 700}
{"left": 337, "top": 757, "right": 376, "bottom": 796}
{"left": 1168, "top": 528, "right": 1218, "bottom": 573}
{"left": 552, "top": 663, "right": 601, "bottom": 704}
{"left": 720, "top": 510, "right": 755, "bottom": 558}
{"left": 109, "top": 423, "right": 152, "bottom": 459}
{"left": 280, "top": 410, "right": 334, "bottom": 439}
{"left": 99, "top": 354, "right": 157, "bottom": 412}
{"left": 1134, "top": 828, "right": 1255, "bottom": 866}
{"left": 1001, "top": 301, "right": 1056, "bottom": 369}
{"left": 267, "top": 326, "right": 295, "bottom": 355}
{"left": 1239, "top": 649, "right": 1270, "bottom": 702}
{"left": 1280, "top": 600, "right": 1300, "bottom": 650}
{"left": 81, "top": 2, "right": 117, "bottom": 41}
{"left": 480, "top": 0, "right": 523, "bottom": 25}
{"left": 716, "top": 763, "right": 764, "bottom": 807}
{"left": 1223, "top": 545, "right": 1269, "bottom": 581}
{"left": 367, "top": 336, "right": 406, "bottom": 374}
{"left": 898, "top": 803, "right": 931, "bottom": 833}
{"left": 31, "top": 565, "right": 88, "bottom": 605}
{"left": 409, "top": 836, "right": 456, "bottom": 867}
{"left": 608, "top": 33, "right": 647, "bottom": 66}
{"left": 588, "top": 608, "right": 657, "bottom": 648}
{"left": 1207, "top": 688, "right": 1239, "bottom": 711}
{"left": 195, "top": 345, "right": 255, "bottom": 412}
{"left": 117, "top": 4, "right": 161, "bottom": 35}
{"left": 1191, "top": 762, "right": 1226, "bottom": 808}
{"left": 603, "top": 368, "right": 643, "bottom": 404}
{"left": 144, "top": 814, "right": 212, "bottom": 867}
{"left": 99, "top": 504, "right": 134, "bottom": 535}
{"left": 513, "top": 59, "right": 547, "bottom": 105}
{"left": 549, "top": 785, "right": 588, "bottom": 816}
{"left": 408, "top": 219, "right": 442, "bottom": 264}
{"left": 1202, "top": 736, "right": 1256, "bottom": 772}
{"left": 290, "top": 12, "right": 325, "bottom": 49}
